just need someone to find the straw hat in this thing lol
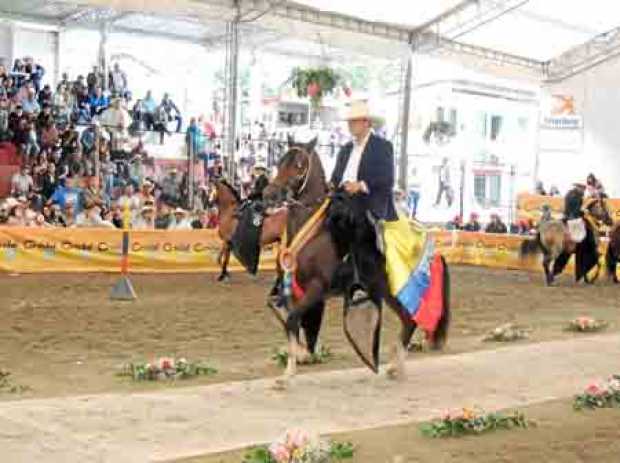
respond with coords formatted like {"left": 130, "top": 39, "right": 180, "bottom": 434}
{"left": 342, "top": 100, "right": 379, "bottom": 122}
{"left": 173, "top": 207, "right": 186, "bottom": 215}
{"left": 573, "top": 182, "right": 586, "bottom": 189}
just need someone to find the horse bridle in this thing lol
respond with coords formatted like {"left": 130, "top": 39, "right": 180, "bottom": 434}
{"left": 286, "top": 146, "right": 313, "bottom": 198}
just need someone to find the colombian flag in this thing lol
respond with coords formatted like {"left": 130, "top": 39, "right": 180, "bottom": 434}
{"left": 383, "top": 218, "right": 445, "bottom": 337}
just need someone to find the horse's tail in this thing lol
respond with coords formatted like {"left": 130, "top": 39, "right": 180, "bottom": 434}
{"left": 520, "top": 232, "right": 541, "bottom": 259}
{"left": 430, "top": 255, "right": 451, "bottom": 350}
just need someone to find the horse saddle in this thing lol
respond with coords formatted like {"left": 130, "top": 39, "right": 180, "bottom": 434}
{"left": 230, "top": 201, "right": 263, "bottom": 275}
{"left": 567, "top": 218, "right": 586, "bottom": 243}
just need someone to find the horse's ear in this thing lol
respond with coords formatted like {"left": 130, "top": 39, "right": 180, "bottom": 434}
{"left": 306, "top": 136, "right": 318, "bottom": 153}
{"left": 287, "top": 134, "right": 295, "bottom": 146}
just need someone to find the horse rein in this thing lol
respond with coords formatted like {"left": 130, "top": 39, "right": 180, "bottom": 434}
{"left": 286, "top": 146, "right": 313, "bottom": 198}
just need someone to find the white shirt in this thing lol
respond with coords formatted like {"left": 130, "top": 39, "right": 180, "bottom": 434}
{"left": 341, "top": 131, "right": 371, "bottom": 189}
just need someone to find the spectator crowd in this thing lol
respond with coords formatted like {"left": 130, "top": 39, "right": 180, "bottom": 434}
{"left": 0, "top": 55, "right": 226, "bottom": 230}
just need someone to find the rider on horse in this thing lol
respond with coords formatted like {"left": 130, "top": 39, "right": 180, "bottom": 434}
{"left": 564, "top": 182, "right": 586, "bottom": 222}
{"left": 247, "top": 162, "right": 270, "bottom": 202}
{"left": 329, "top": 100, "right": 397, "bottom": 303}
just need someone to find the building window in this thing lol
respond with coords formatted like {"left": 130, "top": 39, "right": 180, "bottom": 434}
{"left": 474, "top": 172, "right": 502, "bottom": 207}
{"left": 490, "top": 115, "right": 503, "bottom": 141}
{"left": 474, "top": 174, "right": 486, "bottom": 204}
{"left": 489, "top": 174, "right": 501, "bottom": 206}
{"left": 449, "top": 108, "right": 457, "bottom": 130}
{"left": 476, "top": 112, "right": 487, "bottom": 138}
{"left": 436, "top": 106, "right": 445, "bottom": 122}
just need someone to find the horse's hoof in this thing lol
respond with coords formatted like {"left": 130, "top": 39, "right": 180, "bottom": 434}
{"left": 296, "top": 350, "right": 312, "bottom": 365}
{"left": 217, "top": 274, "right": 230, "bottom": 283}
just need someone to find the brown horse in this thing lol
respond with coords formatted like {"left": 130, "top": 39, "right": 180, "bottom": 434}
{"left": 521, "top": 197, "right": 612, "bottom": 286}
{"left": 263, "top": 139, "right": 451, "bottom": 387}
{"left": 210, "top": 179, "right": 287, "bottom": 281}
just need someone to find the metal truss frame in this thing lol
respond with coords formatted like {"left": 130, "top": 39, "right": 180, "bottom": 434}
{"left": 544, "top": 26, "right": 620, "bottom": 82}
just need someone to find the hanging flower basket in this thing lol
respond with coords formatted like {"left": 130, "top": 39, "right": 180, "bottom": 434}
{"left": 291, "top": 67, "right": 340, "bottom": 109}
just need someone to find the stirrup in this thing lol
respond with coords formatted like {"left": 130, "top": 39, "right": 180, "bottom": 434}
{"left": 348, "top": 284, "right": 371, "bottom": 307}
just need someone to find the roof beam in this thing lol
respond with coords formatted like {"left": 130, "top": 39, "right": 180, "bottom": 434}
{"left": 423, "top": 0, "right": 531, "bottom": 40}
{"left": 0, "top": 10, "right": 60, "bottom": 28}
{"left": 545, "top": 25, "right": 620, "bottom": 82}
{"left": 244, "top": 0, "right": 543, "bottom": 73}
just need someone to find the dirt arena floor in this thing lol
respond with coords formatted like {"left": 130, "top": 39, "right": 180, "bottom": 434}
{"left": 0, "top": 265, "right": 619, "bottom": 399}
{"left": 178, "top": 400, "right": 620, "bottom": 463}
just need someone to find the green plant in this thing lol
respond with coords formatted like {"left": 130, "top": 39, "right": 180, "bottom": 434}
{"left": 420, "top": 408, "right": 529, "bottom": 438}
{"left": 243, "top": 446, "right": 276, "bottom": 463}
{"left": 272, "top": 346, "right": 332, "bottom": 368}
{"left": 291, "top": 67, "right": 340, "bottom": 108}
{"left": 0, "top": 369, "right": 29, "bottom": 393}
{"left": 329, "top": 441, "right": 355, "bottom": 459}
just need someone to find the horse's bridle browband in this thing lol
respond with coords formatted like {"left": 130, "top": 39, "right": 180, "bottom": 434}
{"left": 287, "top": 146, "right": 313, "bottom": 197}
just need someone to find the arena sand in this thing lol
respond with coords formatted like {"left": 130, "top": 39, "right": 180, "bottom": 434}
{"left": 0, "top": 266, "right": 619, "bottom": 398}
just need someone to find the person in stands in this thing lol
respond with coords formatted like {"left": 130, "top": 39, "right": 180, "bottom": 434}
{"left": 161, "top": 93, "right": 182, "bottom": 133}
{"left": 485, "top": 213, "right": 508, "bottom": 234}
{"left": 463, "top": 212, "right": 481, "bottom": 232}
{"left": 446, "top": 214, "right": 463, "bottom": 231}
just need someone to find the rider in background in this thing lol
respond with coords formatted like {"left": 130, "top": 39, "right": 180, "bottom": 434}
{"left": 586, "top": 173, "right": 605, "bottom": 198}
{"left": 564, "top": 182, "right": 585, "bottom": 221}
{"left": 247, "top": 163, "right": 269, "bottom": 202}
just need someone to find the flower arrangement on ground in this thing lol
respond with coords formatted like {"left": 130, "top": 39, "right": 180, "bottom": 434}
{"left": 272, "top": 346, "right": 332, "bottom": 368}
{"left": 420, "top": 408, "right": 529, "bottom": 438}
{"left": 483, "top": 323, "right": 529, "bottom": 342}
{"left": 574, "top": 375, "right": 620, "bottom": 410}
{"left": 567, "top": 316, "right": 608, "bottom": 333}
{"left": 243, "top": 428, "right": 354, "bottom": 463}
{"left": 119, "top": 357, "right": 217, "bottom": 381}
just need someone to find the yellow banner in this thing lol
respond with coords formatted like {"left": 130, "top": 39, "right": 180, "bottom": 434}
{"left": 0, "top": 227, "right": 609, "bottom": 275}
{"left": 433, "top": 229, "right": 609, "bottom": 273}
{"left": 0, "top": 228, "right": 280, "bottom": 274}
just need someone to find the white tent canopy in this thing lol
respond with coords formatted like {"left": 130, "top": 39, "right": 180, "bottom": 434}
{"left": 294, "top": 0, "right": 619, "bottom": 62}
{"left": 0, "top": 1, "right": 618, "bottom": 81}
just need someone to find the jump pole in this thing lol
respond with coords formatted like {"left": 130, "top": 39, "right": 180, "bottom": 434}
{"left": 110, "top": 202, "right": 137, "bottom": 300}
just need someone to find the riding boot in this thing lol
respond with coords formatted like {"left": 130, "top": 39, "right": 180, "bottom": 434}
{"left": 348, "top": 251, "right": 370, "bottom": 306}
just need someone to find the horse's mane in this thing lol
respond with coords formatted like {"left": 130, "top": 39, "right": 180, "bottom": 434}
{"left": 217, "top": 178, "right": 242, "bottom": 203}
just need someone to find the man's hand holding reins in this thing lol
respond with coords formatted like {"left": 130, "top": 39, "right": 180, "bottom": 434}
{"left": 343, "top": 181, "right": 368, "bottom": 195}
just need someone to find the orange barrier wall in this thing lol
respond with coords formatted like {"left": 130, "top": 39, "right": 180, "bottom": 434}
{"left": 0, "top": 227, "right": 608, "bottom": 275}
{"left": 517, "top": 193, "right": 620, "bottom": 223}
{"left": 0, "top": 228, "right": 279, "bottom": 274}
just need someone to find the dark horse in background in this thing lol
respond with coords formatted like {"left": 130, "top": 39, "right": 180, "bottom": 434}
{"left": 263, "top": 138, "right": 451, "bottom": 387}
{"left": 210, "top": 179, "right": 287, "bottom": 281}
{"left": 520, "top": 197, "right": 612, "bottom": 286}
{"left": 605, "top": 220, "right": 620, "bottom": 283}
